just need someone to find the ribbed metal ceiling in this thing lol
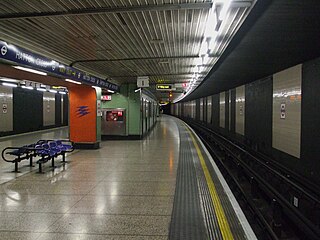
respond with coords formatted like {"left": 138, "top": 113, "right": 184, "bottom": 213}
{"left": 0, "top": 0, "right": 255, "bottom": 101}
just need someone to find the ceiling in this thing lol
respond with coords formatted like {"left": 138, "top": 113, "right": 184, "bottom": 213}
{"left": 0, "top": 0, "right": 255, "bottom": 102}
{"left": 183, "top": 0, "right": 320, "bottom": 101}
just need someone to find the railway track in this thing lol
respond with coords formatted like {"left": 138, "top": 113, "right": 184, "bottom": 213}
{"left": 185, "top": 119, "right": 320, "bottom": 240}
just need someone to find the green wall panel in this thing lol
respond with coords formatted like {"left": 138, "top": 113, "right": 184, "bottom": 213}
{"left": 101, "top": 84, "right": 141, "bottom": 136}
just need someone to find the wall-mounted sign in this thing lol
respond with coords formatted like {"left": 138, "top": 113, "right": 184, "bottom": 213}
{"left": 0, "top": 40, "right": 119, "bottom": 92}
{"left": 2, "top": 103, "right": 7, "bottom": 114}
{"left": 76, "top": 106, "right": 90, "bottom": 118}
{"left": 137, "top": 76, "right": 149, "bottom": 88}
{"left": 239, "top": 105, "right": 243, "bottom": 115}
{"left": 156, "top": 84, "right": 172, "bottom": 90}
{"left": 101, "top": 95, "right": 111, "bottom": 101}
{"left": 280, "top": 103, "right": 286, "bottom": 119}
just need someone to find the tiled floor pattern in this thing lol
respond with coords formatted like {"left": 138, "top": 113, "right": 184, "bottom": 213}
{"left": 0, "top": 116, "right": 179, "bottom": 239}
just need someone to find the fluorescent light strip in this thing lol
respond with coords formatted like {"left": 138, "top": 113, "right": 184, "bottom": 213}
{"left": 59, "top": 91, "right": 66, "bottom": 95}
{"left": 49, "top": 89, "right": 57, "bottom": 93}
{"left": 36, "top": 88, "right": 46, "bottom": 92}
{"left": 107, "top": 89, "right": 115, "bottom": 93}
{"left": 0, "top": 77, "right": 19, "bottom": 83}
{"left": 22, "top": 86, "right": 34, "bottom": 90}
{"left": 13, "top": 66, "right": 47, "bottom": 76}
{"left": 65, "top": 79, "right": 81, "bottom": 85}
{"left": 2, "top": 82, "right": 17, "bottom": 88}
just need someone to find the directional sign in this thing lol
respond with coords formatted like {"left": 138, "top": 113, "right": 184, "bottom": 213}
{"left": 156, "top": 84, "right": 172, "bottom": 90}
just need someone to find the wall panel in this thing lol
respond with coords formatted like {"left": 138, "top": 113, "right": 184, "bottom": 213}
{"left": 220, "top": 92, "right": 225, "bottom": 128}
{"left": 0, "top": 85, "right": 13, "bottom": 132}
{"left": 272, "top": 64, "right": 301, "bottom": 158}
{"left": 43, "top": 92, "right": 56, "bottom": 126}
{"left": 236, "top": 85, "right": 245, "bottom": 135}
{"left": 245, "top": 77, "right": 272, "bottom": 152}
{"left": 13, "top": 88, "right": 43, "bottom": 133}
{"left": 207, "top": 96, "right": 212, "bottom": 124}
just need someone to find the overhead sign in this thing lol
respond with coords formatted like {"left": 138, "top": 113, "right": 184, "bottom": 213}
{"left": 156, "top": 84, "right": 172, "bottom": 90}
{"left": 0, "top": 40, "right": 119, "bottom": 92}
{"left": 137, "top": 76, "right": 149, "bottom": 88}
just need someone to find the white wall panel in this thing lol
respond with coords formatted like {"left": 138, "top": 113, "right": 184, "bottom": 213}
{"left": 220, "top": 92, "right": 225, "bottom": 128}
{"left": 236, "top": 85, "right": 245, "bottom": 135}
{"left": 273, "top": 64, "right": 301, "bottom": 158}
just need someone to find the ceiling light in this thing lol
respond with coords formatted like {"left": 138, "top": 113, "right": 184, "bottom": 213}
{"left": 59, "top": 91, "right": 66, "bottom": 95}
{"left": 36, "top": 88, "right": 46, "bottom": 92}
{"left": 107, "top": 90, "right": 115, "bottom": 93}
{"left": 22, "top": 86, "right": 33, "bottom": 90}
{"left": 0, "top": 77, "right": 19, "bottom": 83}
{"left": 218, "top": 0, "right": 232, "bottom": 21}
{"left": 49, "top": 89, "right": 57, "bottom": 93}
{"left": 13, "top": 66, "right": 47, "bottom": 76}
{"left": 2, "top": 82, "right": 17, "bottom": 88}
{"left": 65, "top": 79, "right": 81, "bottom": 85}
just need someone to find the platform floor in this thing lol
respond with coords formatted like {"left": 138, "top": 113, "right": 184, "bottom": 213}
{"left": 0, "top": 116, "right": 255, "bottom": 240}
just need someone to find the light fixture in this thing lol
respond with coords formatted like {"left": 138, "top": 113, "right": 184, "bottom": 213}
{"left": 21, "top": 86, "right": 33, "bottom": 90}
{"left": 59, "top": 91, "right": 66, "bottom": 95}
{"left": 49, "top": 89, "right": 57, "bottom": 93}
{"left": 65, "top": 79, "right": 81, "bottom": 85}
{"left": 134, "top": 88, "right": 141, "bottom": 93}
{"left": 107, "top": 89, "right": 115, "bottom": 93}
{"left": 13, "top": 66, "right": 47, "bottom": 76}
{"left": 2, "top": 82, "right": 17, "bottom": 88}
{"left": 36, "top": 88, "right": 46, "bottom": 92}
{"left": 0, "top": 77, "right": 19, "bottom": 83}
{"left": 218, "top": 0, "right": 232, "bottom": 21}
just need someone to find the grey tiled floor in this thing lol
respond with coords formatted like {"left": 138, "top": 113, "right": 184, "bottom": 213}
{"left": 0, "top": 116, "right": 179, "bottom": 239}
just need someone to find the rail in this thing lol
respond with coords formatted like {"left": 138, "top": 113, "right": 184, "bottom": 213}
{"left": 185, "top": 118, "right": 320, "bottom": 240}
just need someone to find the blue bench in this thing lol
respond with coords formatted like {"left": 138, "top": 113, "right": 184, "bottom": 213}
{"left": 34, "top": 140, "right": 74, "bottom": 173}
{"left": 1, "top": 139, "right": 73, "bottom": 173}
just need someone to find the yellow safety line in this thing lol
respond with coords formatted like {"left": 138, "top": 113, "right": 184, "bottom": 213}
{"left": 185, "top": 125, "right": 234, "bottom": 240}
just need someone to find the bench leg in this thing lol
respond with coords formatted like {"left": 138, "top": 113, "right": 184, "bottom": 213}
{"left": 51, "top": 157, "right": 55, "bottom": 168}
{"left": 38, "top": 163, "right": 43, "bottom": 173}
{"left": 61, "top": 152, "right": 67, "bottom": 163}
{"left": 14, "top": 161, "right": 19, "bottom": 172}
{"left": 29, "top": 156, "right": 34, "bottom": 167}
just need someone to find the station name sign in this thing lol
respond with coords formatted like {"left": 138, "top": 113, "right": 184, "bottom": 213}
{"left": 0, "top": 40, "right": 119, "bottom": 92}
{"left": 156, "top": 84, "right": 172, "bottom": 90}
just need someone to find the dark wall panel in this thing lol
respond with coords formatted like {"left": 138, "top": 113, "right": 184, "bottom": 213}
{"left": 13, "top": 88, "right": 43, "bottom": 134}
{"left": 212, "top": 94, "right": 220, "bottom": 128}
{"left": 63, "top": 94, "right": 69, "bottom": 126}
{"left": 55, "top": 94, "right": 61, "bottom": 126}
{"left": 196, "top": 98, "right": 200, "bottom": 121}
{"left": 301, "top": 57, "right": 320, "bottom": 183}
{"left": 245, "top": 77, "right": 272, "bottom": 153}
